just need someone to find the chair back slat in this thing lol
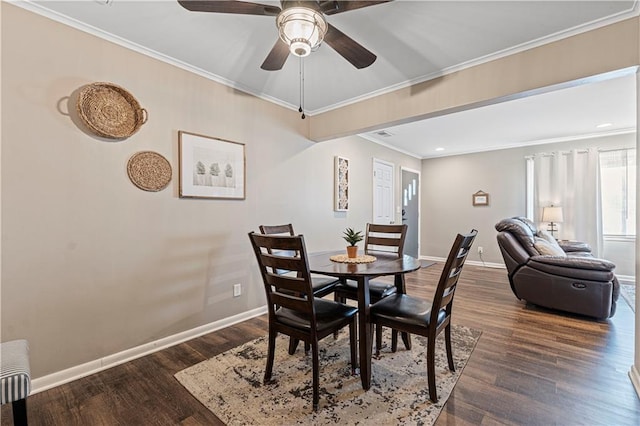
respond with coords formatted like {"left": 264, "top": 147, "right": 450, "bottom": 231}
{"left": 259, "top": 224, "right": 295, "bottom": 236}
{"left": 366, "top": 236, "right": 401, "bottom": 247}
{"left": 266, "top": 272, "right": 310, "bottom": 296}
{"left": 261, "top": 253, "right": 305, "bottom": 272}
{"left": 364, "top": 223, "right": 408, "bottom": 257}
{"left": 248, "top": 232, "right": 315, "bottom": 319}
{"left": 259, "top": 224, "right": 298, "bottom": 274}
{"left": 440, "top": 287, "right": 455, "bottom": 307}
{"left": 430, "top": 230, "right": 477, "bottom": 320}
{"left": 270, "top": 291, "right": 310, "bottom": 312}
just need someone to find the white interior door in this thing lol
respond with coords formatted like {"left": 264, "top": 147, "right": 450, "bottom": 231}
{"left": 373, "top": 159, "right": 394, "bottom": 224}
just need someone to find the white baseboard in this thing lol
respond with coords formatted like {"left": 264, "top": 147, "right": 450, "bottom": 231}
{"left": 420, "top": 256, "right": 506, "bottom": 269}
{"left": 31, "top": 305, "right": 268, "bottom": 394}
{"left": 617, "top": 275, "right": 636, "bottom": 285}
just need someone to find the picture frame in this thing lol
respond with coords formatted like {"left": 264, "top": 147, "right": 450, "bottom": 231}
{"left": 334, "top": 156, "right": 349, "bottom": 211}
{"left": 178, "top": 131, "right": 246, "bottom": 199}
{"left": 472, "top": 190, "right": 489, "bottom": 206}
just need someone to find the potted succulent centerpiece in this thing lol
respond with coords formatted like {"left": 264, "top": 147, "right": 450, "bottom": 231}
{"left": 343, "top": 227, "right": 364, "bottom": 258}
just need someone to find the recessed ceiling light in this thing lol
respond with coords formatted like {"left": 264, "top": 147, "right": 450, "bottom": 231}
{"left": 596, "top": 122, "right": 613, "bottom": 128}
{"left": 435, "top": 147, "right": 445, "bottom": 152}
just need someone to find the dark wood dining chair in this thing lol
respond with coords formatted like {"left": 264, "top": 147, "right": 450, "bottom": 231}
{"left": 259, "top": 224, "right": 339, "bottom": 298}
{"left": 248, "top": 232, "right": 358, "bottom": 411}
{"left": 369, "top": 229, "right": 477, "bottom": 403}
{"left": 334, "top": 223, "right": 408, "bottom": 351}
{"left": 260, "top": 224, "right": 341, "bottom": 355}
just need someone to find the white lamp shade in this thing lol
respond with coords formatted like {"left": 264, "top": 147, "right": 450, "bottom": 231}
{"left": 542, "top": 206, "right": 564, "bottom": 223}
{"left": 276, "top": 7, "right": 327, "bottom": 57}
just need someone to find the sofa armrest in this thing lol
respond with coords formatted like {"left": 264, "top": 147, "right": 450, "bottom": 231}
{"left": 528, "top": 255, "right": 616, "bottom": 282}
{"left": 531, "top": 255, "right": 615, "bottom": 271}
{"left": 558, "top": 240, "right": 592, "bottom": 253}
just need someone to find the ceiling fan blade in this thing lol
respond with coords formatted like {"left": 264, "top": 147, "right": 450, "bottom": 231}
{"left": 323, "top": 23, "right": 376, "bottom": 69}
{"left": 261, "top": 40, "right": 290, "bottom": 71}
{"left": 320, "top": 1, "right": 391, "bottom": 15}
{"left": 177, "top": 0, "right": 280, "bottom": 16}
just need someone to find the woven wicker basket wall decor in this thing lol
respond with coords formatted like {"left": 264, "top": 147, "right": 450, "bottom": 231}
{"left": 127, "top": 151, "right": 172, "bottom": 192}
{"left": 76, "top": 82, "right": 147, "bottom": 139}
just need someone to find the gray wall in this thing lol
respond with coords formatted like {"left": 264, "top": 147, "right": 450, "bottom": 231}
{"left": 1, "top": 5, "right": 421, "bottom": 378}
{"left": 421, "top": 132, "right": 636, "bottom": 277}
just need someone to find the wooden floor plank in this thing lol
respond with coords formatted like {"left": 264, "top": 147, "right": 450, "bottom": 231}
{"left": 2, "top": 264, "right": 638, "bottom": 425}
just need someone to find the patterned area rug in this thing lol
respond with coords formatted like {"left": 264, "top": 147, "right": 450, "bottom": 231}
{"left": 175, "top": 325, "right": 481, "bottom": 425}
{"left": 621, "top": 284, "right": 635, "bottom": 312}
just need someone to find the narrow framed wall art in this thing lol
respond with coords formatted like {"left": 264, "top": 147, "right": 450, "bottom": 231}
{"left": 334, "top": 156, "right": 349, "bottom": 211}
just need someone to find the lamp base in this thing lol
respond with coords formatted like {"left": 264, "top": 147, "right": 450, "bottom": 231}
{"left": 547, "top": 222, "right": 558, "bottom": 238}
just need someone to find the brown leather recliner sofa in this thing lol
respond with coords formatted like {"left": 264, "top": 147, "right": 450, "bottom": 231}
{"left": 495, "top": 217, "right": 619, "bottom": 319}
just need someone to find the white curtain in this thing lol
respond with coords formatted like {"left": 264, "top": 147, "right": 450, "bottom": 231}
{"left": 533, "top": 148, "right": 603, "bottom": 256}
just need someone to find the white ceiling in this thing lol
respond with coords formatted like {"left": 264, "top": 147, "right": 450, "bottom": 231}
{"left": 21, "top": 0, "right": 639, "bottom": 158}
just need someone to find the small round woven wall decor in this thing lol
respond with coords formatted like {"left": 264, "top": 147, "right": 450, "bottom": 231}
{"left": 77, "top": 82, "right": 147, "bottom": 139}
{"left": 127, "top": 151, "right": 172, "bottom": 192}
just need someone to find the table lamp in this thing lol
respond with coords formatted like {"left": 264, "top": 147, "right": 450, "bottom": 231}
{"left": 542, "top": 205, "right": 563, "bottom": 238}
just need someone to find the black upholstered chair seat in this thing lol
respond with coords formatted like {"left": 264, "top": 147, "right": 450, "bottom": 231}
{"left": 310, "top": 275, "right": 340, "bottom": 297}
{"left": 370, "top": 294, "right": 447, "bottom": 329}
{"left": 334, "top": 279, "right": 397, "bottom": 299}
{"left": 276, "top": 299, "right": 358, "bottom": 333}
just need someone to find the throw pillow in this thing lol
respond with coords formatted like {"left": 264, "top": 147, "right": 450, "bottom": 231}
{"left": 537, "top": 229, "right": 557, "bottom": 244}
{"left": 534, "top": 237, "right": 566, "bottom": 257}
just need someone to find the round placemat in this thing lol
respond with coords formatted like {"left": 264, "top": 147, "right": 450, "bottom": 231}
{"left": 329, "top": 254, "right": 377, "bottom": 264}
{"left": 127, "top": 151, "right": 172, "bottom": 192}
{"left": 77, "top": 82, "right": 147, "bottom": 139}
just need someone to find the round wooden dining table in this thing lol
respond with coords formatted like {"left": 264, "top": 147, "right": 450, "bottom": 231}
{"left": 307, "top": 251, "right": 421, "bottom": 390}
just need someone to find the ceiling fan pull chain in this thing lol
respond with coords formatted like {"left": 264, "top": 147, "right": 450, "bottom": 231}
{"left": 299, "top": 56, "right": 305, "bottom": 119}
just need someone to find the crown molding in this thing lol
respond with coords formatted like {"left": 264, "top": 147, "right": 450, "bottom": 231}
{"left": 358, "top": 134, "right": 423, "bottom": 159}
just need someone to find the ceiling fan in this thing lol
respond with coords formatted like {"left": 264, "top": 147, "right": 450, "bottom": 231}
{"left": 177, "top": 1, "right": 391, "bottom": 71}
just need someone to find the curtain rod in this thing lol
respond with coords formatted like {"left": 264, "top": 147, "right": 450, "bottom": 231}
{"left": 524, "top": 146, "right": 634, "bottom": 159}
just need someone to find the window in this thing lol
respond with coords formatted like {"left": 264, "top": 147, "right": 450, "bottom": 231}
{"left": 599, "top": 149, "right": 636, "bottom": 237}
{"left": 525, "top": 157, "right": 534, "bottom": 220}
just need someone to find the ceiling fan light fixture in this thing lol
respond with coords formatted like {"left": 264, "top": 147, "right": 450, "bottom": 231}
{"left": 276, "top": 6, "right": 327, "bottom": 57}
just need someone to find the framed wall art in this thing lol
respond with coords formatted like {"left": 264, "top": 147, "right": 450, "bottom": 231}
{"left": 334, "top": 156, "right": 349, "bottom": 211}
{"left": 178, "top": 131, "right": 246, "bottom": 199}
{"left": 472, "top": 190, "right": 489, "bottom": 206}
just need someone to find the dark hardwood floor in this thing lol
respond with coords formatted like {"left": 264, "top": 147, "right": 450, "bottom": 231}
{"left": 3, "top": 264, "right": 639, "bottom": 425}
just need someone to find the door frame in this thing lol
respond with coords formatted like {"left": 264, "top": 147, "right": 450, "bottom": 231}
{"left": 401, "top": 166, "right": 421, "bottom": 258}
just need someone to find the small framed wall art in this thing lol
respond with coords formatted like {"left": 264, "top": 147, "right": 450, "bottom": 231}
{"left": 334, "top": 156, "right": 349, "bottom": 211}
{"left": 472, "top": 190, "right": 489, "bottom": 206}
{"left": 178, "top": 131, "right": 246, "bottom": 199}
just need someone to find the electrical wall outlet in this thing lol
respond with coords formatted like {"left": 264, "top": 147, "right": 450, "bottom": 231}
{"left": 477, "top": 246, "right": 483, "bottom": 255}
{"left": 233, "top": 283, "right": 242, "bottom": 297}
